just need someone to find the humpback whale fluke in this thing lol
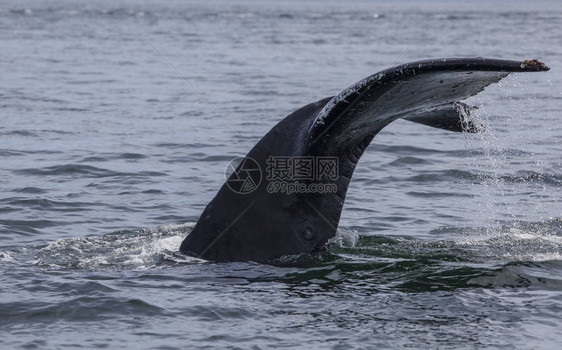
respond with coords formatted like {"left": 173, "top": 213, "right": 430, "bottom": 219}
{"left": 180, "top": 58, "right": 549, "bottom": 263}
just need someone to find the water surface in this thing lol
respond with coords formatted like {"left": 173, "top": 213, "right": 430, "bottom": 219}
{"left": 1, "top": 0, "right": 561, "bottom": 348}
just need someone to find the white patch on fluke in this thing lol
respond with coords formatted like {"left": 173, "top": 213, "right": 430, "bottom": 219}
{"left": 312, "top": 73, "right": 384, "bottom": 130}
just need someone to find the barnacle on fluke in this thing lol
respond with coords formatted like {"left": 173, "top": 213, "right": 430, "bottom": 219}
{"left": 521, "top": 59, "right": 546, "bottom": 69}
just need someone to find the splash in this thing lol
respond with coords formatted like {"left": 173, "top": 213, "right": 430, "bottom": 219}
{"left": 34, "top": 223, "right": 198, "bottom": 270}
{"left": 456, "top": 219, "right": 562, "bottom": 262}
{"left": 456, "top": 78, "right": 561, "bottom": 262}
{"left": 462, "top": 75, "right": 559, "bottom": 227}
{"left": 0, "top": 251, "right": 18, "bottom": 264}
{"left": 329, "top": 227, "right": 360, "bottom": 248}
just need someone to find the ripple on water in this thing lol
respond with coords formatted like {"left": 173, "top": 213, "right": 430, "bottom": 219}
{"left": 15, "top": 164, "right": 167, "bottom": 178}
{"left": 0, "top": 297, "right": 167, "bottom": 327}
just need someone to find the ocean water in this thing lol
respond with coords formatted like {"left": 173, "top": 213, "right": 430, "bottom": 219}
{"left": 1, "top": 0, "right": 561, "bottom": 348}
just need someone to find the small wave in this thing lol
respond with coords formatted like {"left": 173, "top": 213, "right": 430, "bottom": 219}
{"left": 16, "top": 164, "right": 117, "bottom": 177}
{"left": 1, "top": 130, "right": 38, "bottom": 137}
{"left": 1, "top": 149, "right": 62, "bottom": 157}
{"left": 9, "top": 8, "right": 33, "bottom": 15}
{"left": 373, "top": 144, "right": 444, "bottom": 155}
{"left": 15, "top": 164, "right": 166, "bottom": 178}
{"left": 467, "top": 262, "right": 562, "bottom": 289}
{"left": 220, "top": 12, "right": 255, "bottom": 19}
{"left": 388, "top": 156, "right": 431, "bottom": 167}
{"left": 406, "top": 169, "right": 479, "bottom": 183}
{"left": 406, "top": 191, "right": 474, "bottom": 198}
{"left": 118, "top": 153, "right": 147, "bottom": 160}
{"left": 433, "top": 13, "right": 473, "bottom": 20}
{"left": 403, "top": 169, "right": 561, "bottom": 187}
{"left": 0, "top": 219, "right": 65, "bottom": 235}
{"left": 1, "top": 297, "right": 166, "bottom": 326}
{"left": 0, "top": 150, "right": 25, "bottom": 157}
{"left": 78, "top": 153, "right": 147, "bottom": 163}
{"left": 12, "top": 187, "right": 48, "bottom": 194}
{"left": 152, "top": 142, "right": 215, "bottom": 149}
{"left": 501, "top": 171, "right": 561, "bottom": 186}
{"left": 2, "top": 197, "right": 98, "bottom": 212}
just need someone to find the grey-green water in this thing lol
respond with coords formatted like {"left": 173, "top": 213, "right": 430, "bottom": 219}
{"left": 1, "top": 0, "right": 561, "bottom": 348}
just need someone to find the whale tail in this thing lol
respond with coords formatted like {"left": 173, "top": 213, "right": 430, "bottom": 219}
{"left": 180, "top": 58, "right": 549, "bottom": 263}
{"left": 307, "top": 58, "right": 547, "bottom": 155}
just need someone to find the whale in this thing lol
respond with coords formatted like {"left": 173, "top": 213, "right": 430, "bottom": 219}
{"left": 180, "top": 57, "right": 549, "bottom": 263}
